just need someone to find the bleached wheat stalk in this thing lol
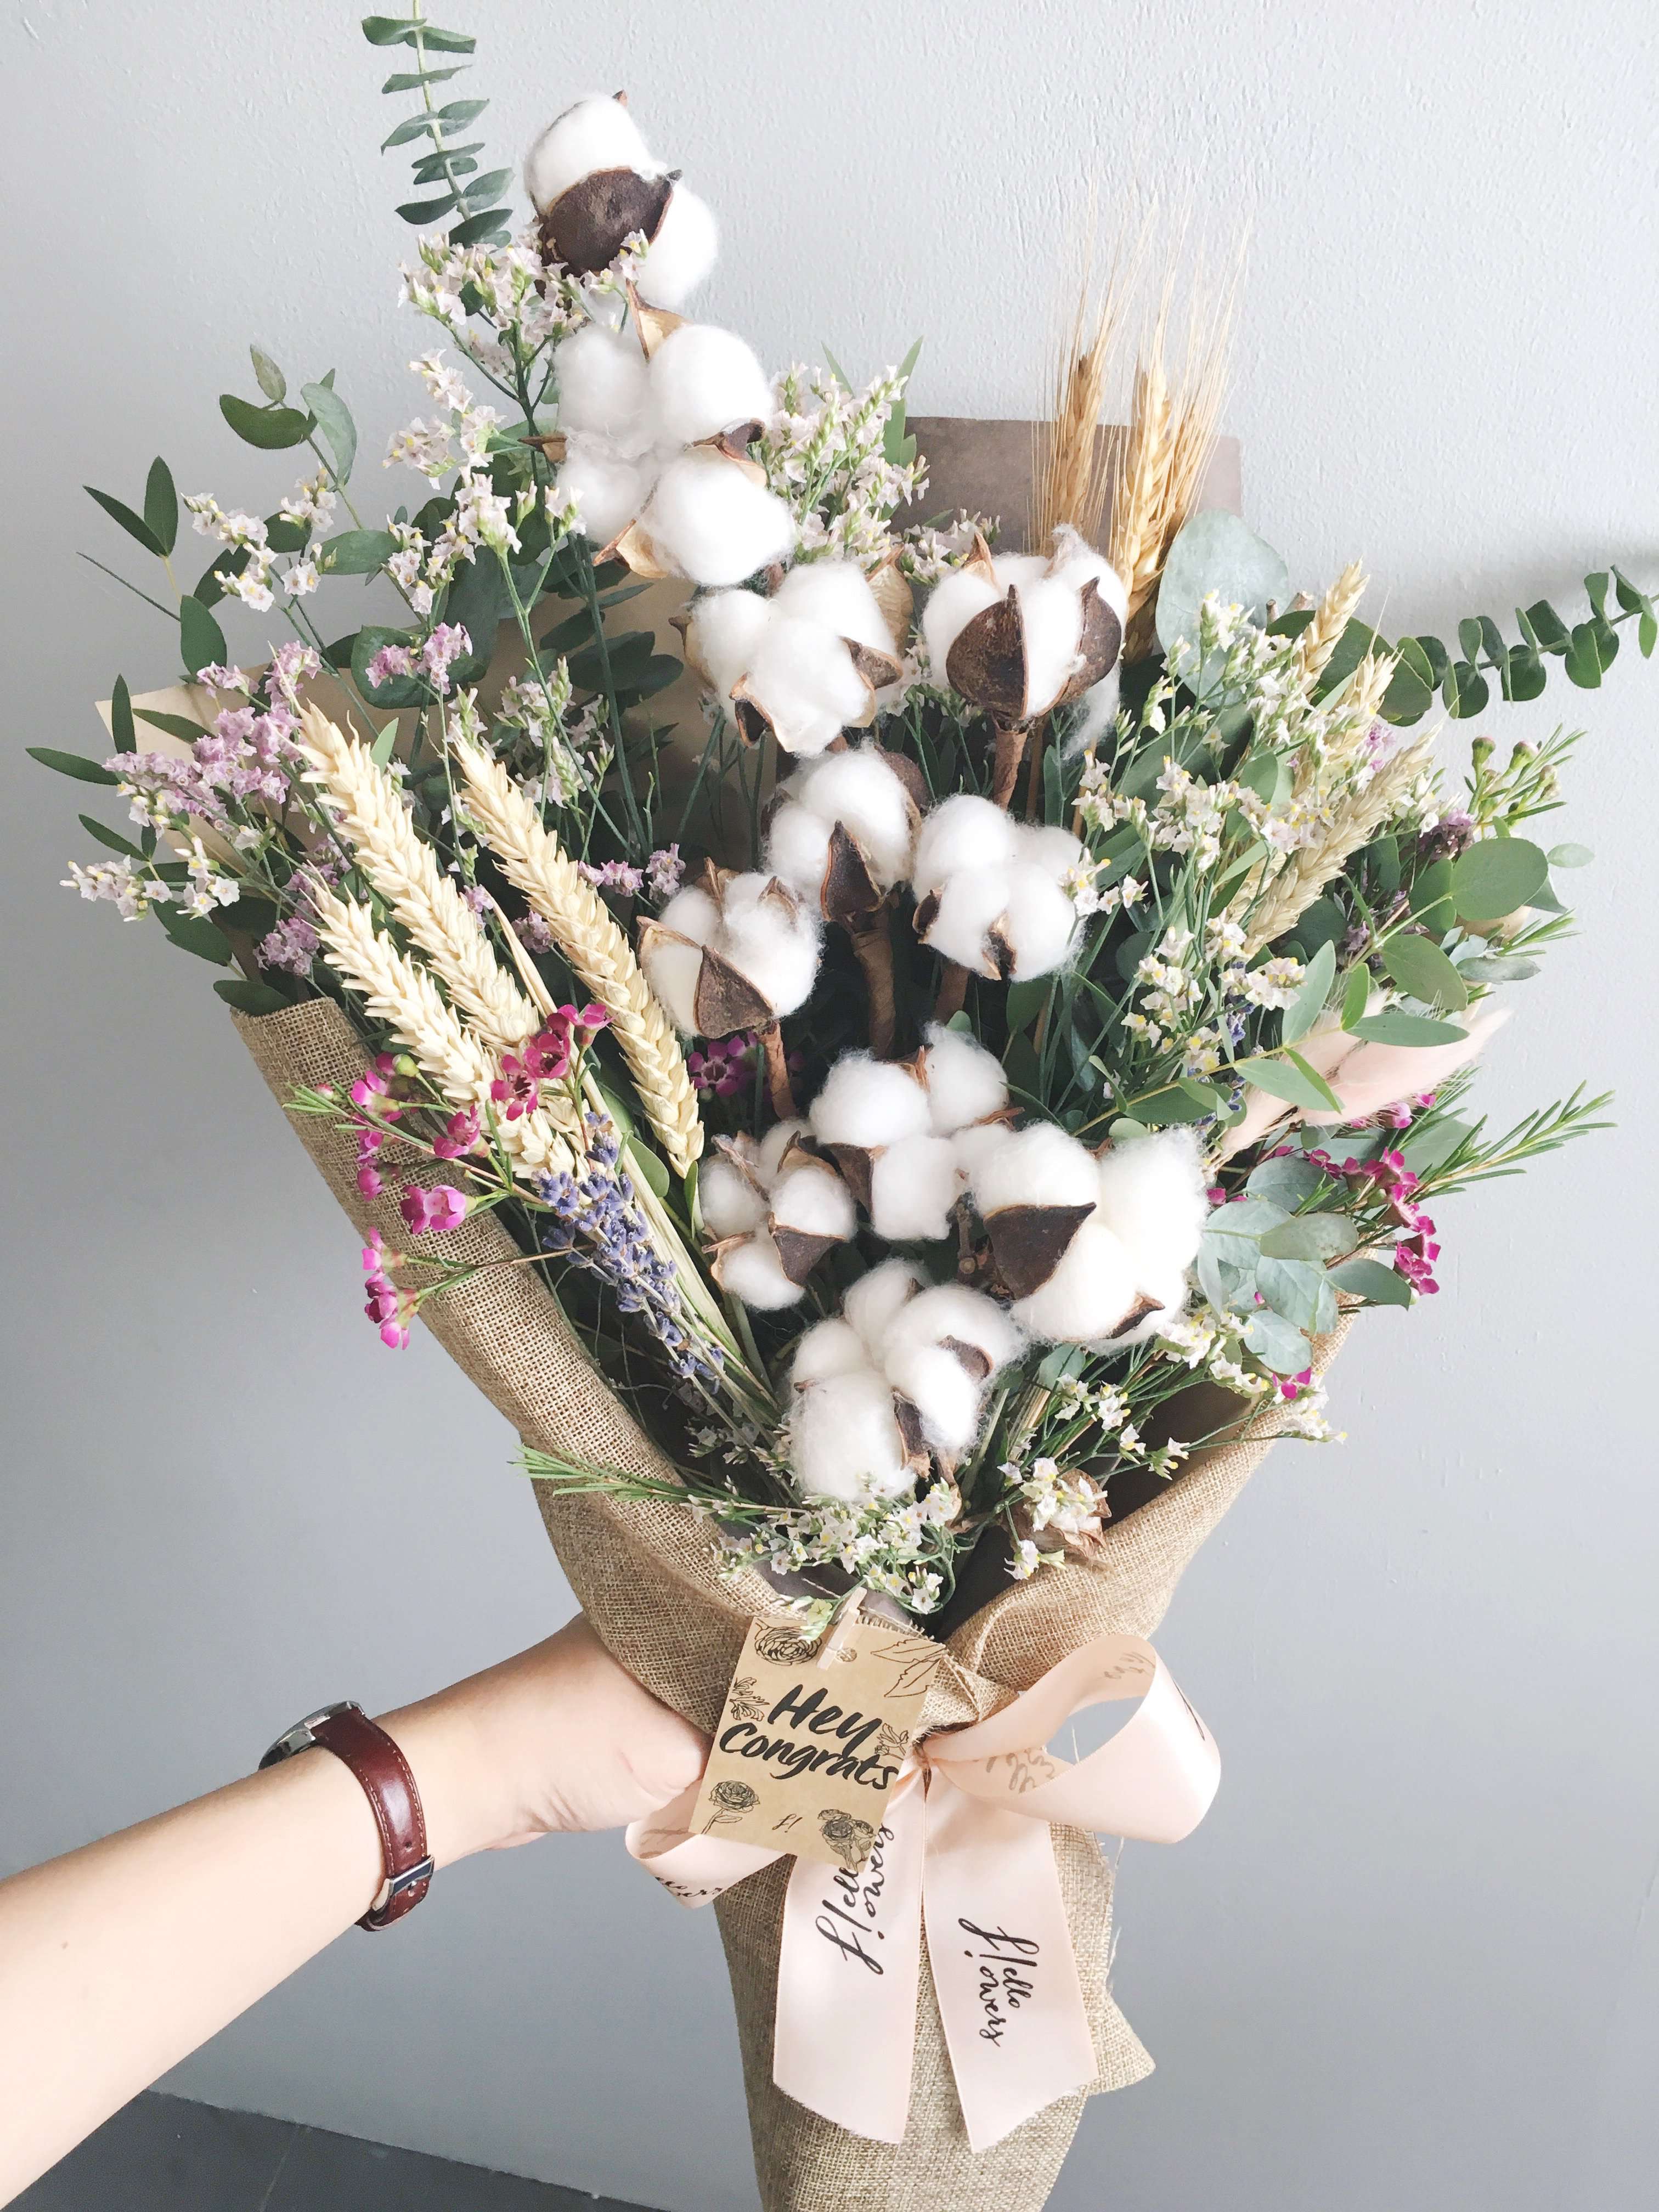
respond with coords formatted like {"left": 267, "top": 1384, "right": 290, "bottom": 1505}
{"left": 309, "top": 885, "right": 575, "bottom": 1174}
{"left": 1294, "top": 562, "right": 1367, "bottom": 690}
{"left": 1241, "top": 727, "right": 1432, "bottom": 956}
{"left": 448, "top": 736, "right": 704, "bottom": 1178}
{"left": 298, "top": 707, "right": 537, "bottom": 1053}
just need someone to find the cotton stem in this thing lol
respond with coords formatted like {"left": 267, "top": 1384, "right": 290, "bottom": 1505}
{"left": 990, "top": 719, "right": 1030, "bottom": 810}
{"left": 759, "top": 1020, "right": 797, "bottom": 1121}
{"left": 934, "top": 960, "right": 970, "bottom": 1024}
{"left": 848, "top": 907, "right": 896, "bottom": 1056}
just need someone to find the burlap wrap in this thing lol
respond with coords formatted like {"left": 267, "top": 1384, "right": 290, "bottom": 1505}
{"left": 235, "top": 999, "right": 1346, "bottom": 2212}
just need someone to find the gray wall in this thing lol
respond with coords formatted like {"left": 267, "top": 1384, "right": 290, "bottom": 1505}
{"left": 3, "top": 4, "right": 1655, "bottom": 2208}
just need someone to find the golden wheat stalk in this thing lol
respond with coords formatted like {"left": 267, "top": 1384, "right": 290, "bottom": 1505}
{"left": 1030, "top": 213, "right": 1139, "bottom": 548}
{"left": 447, "top": 736, "right": 704, "bottom": 1178}
{"left": 309, "top": 885, "right": 575, "bottom": 1175}
{"left": 298, "top": 706, "right": 538, "bottom": 1053}
{"left": 1294, "top": 562, "right": 1367, "bottom": 689}
{"left": 1107, "top": 350, "right": 1173, "bottom": 617}
{"left": 1241, "top": 728, "right": 1431, "bottom": 955}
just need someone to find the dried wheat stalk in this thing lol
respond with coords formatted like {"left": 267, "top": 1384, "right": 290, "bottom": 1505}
{"left": 1030, "top": 218, "right": 1138, "bottom": 548}
{"left": 1242, "top": 724, "right": 1431, "bottom": 957}
{"left": 448, "top": 736, "right": 704, "bottom": 1178}
{"left": 1294, "top": 562, "right": 1368, "bottom": 690}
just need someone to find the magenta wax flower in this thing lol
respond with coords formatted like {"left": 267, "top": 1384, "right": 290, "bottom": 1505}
{"left": 351, "top": 1052, "right": 400, "bottom": 1114}
{"left": 490, "top": 1051, "right": 540, "bottom": 1120}
{"left": 398, "top": 1183, "right": 468, "bottom": 1234}
{"left": 431, "top": 1105, "right": 482, "bottom": 1160}
{"left": 1279, "top": 1366, "right": 1314, "bottom": 1401}
{"left": 523, "top": 1013, "right": 573, "bottom": 1081}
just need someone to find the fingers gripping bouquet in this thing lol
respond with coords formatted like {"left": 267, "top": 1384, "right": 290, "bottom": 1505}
{"left": 43, "top": 16, "right": 1627, "bottom": 2210}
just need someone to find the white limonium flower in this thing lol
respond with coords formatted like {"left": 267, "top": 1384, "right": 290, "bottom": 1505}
{"left": 61, "top": 856, "right": 152, "bottom": 921}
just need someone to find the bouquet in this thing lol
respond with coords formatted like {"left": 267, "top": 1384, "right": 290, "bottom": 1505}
{"left": 39, "top": 11, "right": 1632, "bottom": 2208}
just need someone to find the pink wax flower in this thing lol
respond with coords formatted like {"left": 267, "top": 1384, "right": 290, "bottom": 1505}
{"left": 523, "top": 1013, "right": 573, "bottom": 1081}
{"left": 351, "top": 1053, "right": 399, "bottom": 1113}
{"left": 431, "top": 1105, "right": 482, "bottom": 1159}
{"left": 1279, "top": 1367, "right": 1314, "bottom": 1401}
{"left": 399, "top": 1183, "right": 468, "bottom": 1234}
{"left": 490, "top": 1051, "right": 540, "bottom": 1120}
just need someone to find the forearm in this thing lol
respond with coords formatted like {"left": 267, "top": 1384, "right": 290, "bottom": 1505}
{"left": 0, "top": 1694, "right": 485, "bottom": 2205}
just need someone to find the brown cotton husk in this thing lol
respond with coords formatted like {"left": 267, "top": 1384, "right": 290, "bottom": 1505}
{"left": 845, "top": 637, "right": 904, "bottom": 690}
{"left": 866, "top": 551, "right": 915, "bottom": 654}
{"left": 540, "top": 167, "right": 674, "bottom": 278}
{"left": 849, "top": 913, "right": 897, "bottom": 1056}
{"left": 939, "top": 1336, "right": 994, "bottom": 1383}
{"left": 989, "top": 718, "right": 1030, "bottom": 810}
{"left": 822, "top": 1142, "right": 876, "bottom": 1214}
{"left": 984, "top": 915, "right": 1019, "bottom": 981}
{"left": 947, "top": 590, "right": 1029, "bottom": 725}
{"left": 983, "top": 1202, "right": 1097, "bottom": 1300}
{"left": 1108, "top": 1291, "right": 1165, "bottom": 1339}
{"left": 694, "top": 424, "right": 768, "bottom": 479}
{"left": 606, "top": 518, "right": 675, "bottom": 581}
{"left": 625, "top": 286, "right": 685, "bottom": 358}
{"left": 933, "top": 960, "right": 970, "bottom": 1023}
{"left": 525, "top": 431, "right": 568, "bottom": 464}
{"left": 769, "top": 1224, "right": 843, "bottom": 1287}
{"left": 891, "top": 1394, "right": 932, "bottom": 1477}
{"left": 694, "top": 946, "right": 776, "bottom": 1038}
{"left": 821, "top": 822, "right": 884, "bottom": 933}
{"left": 758, "top": 1019, "right": 797, "bottom": 1121}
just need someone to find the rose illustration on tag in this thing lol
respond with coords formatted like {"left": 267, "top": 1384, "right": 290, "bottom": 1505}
{"left": 703, "top": 1779, "right": 760, "bottom": 1835}
{"left": 754, "top": 1627, "right": 821, "bottom": 1666}
{"left": 818, "top": 1808, "right": 876, "bottom": 1869}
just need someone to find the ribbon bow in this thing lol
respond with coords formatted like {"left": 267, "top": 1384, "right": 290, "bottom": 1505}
{"left": 627, "top": 1632, "right": 1219, "bottom": 2151}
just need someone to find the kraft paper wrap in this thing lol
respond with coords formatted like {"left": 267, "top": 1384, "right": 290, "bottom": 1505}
{"left": 235, "top": 998, "right": 1346, "bottom": 2211}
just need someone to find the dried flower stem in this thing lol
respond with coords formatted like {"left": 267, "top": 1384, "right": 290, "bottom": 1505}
{"left": 758, "top": 1020, "right": 796, "bottom": 1121}
{"left": 990, "top": 720, "right": 1030, "bottom": 810}
{"left": 848, "top": 910, "right": 897, "bottom": 1056}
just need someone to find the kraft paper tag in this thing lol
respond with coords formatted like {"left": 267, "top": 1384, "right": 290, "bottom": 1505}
{"left": 692, "top": 1611, "right": 943, "bottom": 1867}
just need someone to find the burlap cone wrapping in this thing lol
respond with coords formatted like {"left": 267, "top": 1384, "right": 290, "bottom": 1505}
{"left": 235, "top": 999, "right": 1347, "bottom": 2211}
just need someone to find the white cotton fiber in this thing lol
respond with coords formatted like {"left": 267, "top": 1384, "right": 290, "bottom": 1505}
{"left": 885, "top": 1341, "right": 981, "bottom": 1456}
{"left": 523, "top": 95, "right": 658, "bottom": 214}
{"left": 698, "top": 1156, "right": 767, "bottom": 1240}
{"left": 890, "top": 1282, "right": 1023, "bottom": 1373}
{"left": 996, "top": 867, "right": 1081, "bottom": 979}
{"left": 1013, "top": 575, "right": 1084, "bottom": 716}
{"left": 795, "top": 753, "right": 915, "bottom": 886}
{"left": 755, "top": 1118, "right": 809, "bottom": 1181}
{"left": 1011, "top": 1217, "right": 1140, "bottom": 1345}
{"left": 949, "top": 1121, "right": 1014, "bottom": 1185}
{"left": 555, "top": 441, "right": 653, "bottom": 546}
{"left": 868, "top": 1133, "right": 962, "bottom": 1244}
{"left": 770, "top": 1162, "right": 857, "bottom": 1243}
{"left": 809, "top": 1054, "right": 931, "bottom": 1149}
{"left": 968, "top": 1120, "right": 1098, "bottom": 1216}
{"left": 686, "top": 588, "right": 774, "bottom": 698}
{"left": 1120, "top": 1272, "right": 1189, "bottom": 1347}
{"left": 774, "top": 561, "right": 896, "bottom": 658}
{"left": 922, "top": 866, "right": 1015, "bottom": 975}
{"left": 790, "top": 1318, "right": 869, "bottom": 1391}
{"left": 633, "top": 183, "right": 718, "bottom": 307}
{"left": 843, "top": 1259, "right": 922, "bottom": 1356}
{"left": 648, "top": 324, "right": 775, "bottom": 447}
{"left": 921, "top": 1023, "right": 1008, "bottom": 1134}
{"left": 789, "top": 1370, "right": 912, "bottom": 1503}
{"left": 717, "top": 874, "right": 821, "bottom": 1014}
{"left": 643, "top": 453, "right": 797, "bottom": 585}
{"left": 554, "top": 324, "right": 652, "bottom": 442}
{"left": 1018, "top": 822, "right": 1086, "bottom": 881}
{"left": 719, "top": 1234, "right": 806, "bottom": 1311}
{"left": 742, "top": 614, "right": 867, "bottom": 756}
{"left": 763, "top": 802, "right": 834, "bottom": 901}
{"left": 656, "top": 884, "right": 719, "bottom": 946}
{"left": 991, "top": 552, "right": 1051, "bottom": 594}
{"left": 1046, "top": 527, "right": 1128, "bottom": 626}
{"left": 912, "top": 794, "right": 1018, "bottom": 898}
{"left": 1093, "top": 1128, "right": 1209, "bottom": 1280}
{"left": 638, "top": 935, "right": 702, "bottom": 1031}
{"left": 921, "top": 567, "right": 998, "bottom": 676}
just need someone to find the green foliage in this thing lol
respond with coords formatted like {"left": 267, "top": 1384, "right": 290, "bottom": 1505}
{"left": 179, "top": 594, "right": 227, "bottom": 676}
{"left": 219, "top": 392, "right": 313, "bottom": 450}
{"left": 366, "top": 10, "right": 511, "bottom": 246}
{"left": 28, "top": 747, "right": 119, "bottom": 786}
{"left": 215, "top": 977, "right": 292, "bottom": 1015}
{"left": 1383, "top": 568, "right": 1655, "bottom": 724}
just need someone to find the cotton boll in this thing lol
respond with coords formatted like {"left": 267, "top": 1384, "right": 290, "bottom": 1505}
{"left": 763, "top": 802, "right": 833, "bottom": 902}
{"left": 698, "top": 1156, "right": 767, "bottom": 1240}
{"left": 686, "top": 588, "right": 774, "bottom": 697}
{"left": 648, "top": 324, "right": 775, "bottom": 447}
{"left": 923, "top": 866, "right": 1015, "bottom": 975}
{"left": 632, "top": 183, "right": 718, "bottom": 307}
{"left": 1093, "top": 1128, "right": 1209, "bottom": 1280}
{"left": 1047, "top": 528, "right": 1128, "bottom": 623}
{"left": 1013, "top": 576, "right": 1084, "bottom": 716}
{"left": 742, "top": 615, "right": 869, "bottom": 756}
{"left": 921, "top": 568, "right": 998, "bottom": 675}
{"left": 795, "top": 753, "right": 915, "bottom": 885}
{"left": 755, "top": 1118, "right": 810, "bottom": 1182}
{"left": 790, "top": 1318, "right": 870, "bottom": 1391}
{"left": 639, "top": 935, "right": 703, "bottom": 1031}
{"left": 554, "top": 325, "right": 652, "bottom": 442}
{"left": 1119, "top": 1272, "right": 1191, "bottom": 1347}
{"left": 950, "top": 1121, "right": 1015, "bottom": 1186}
{"left": 1017, "top": 822, "right": 1086, "bottom": 881}
{"left": 912, "top": 793, "right": 1018, "bottom": 898}
{"left": 643, "top": 453, "right": 797, "bottom": 585}
{"left": 774, "top": 561, "right": 896, "bottom": 658}
{"left": 921, "top": 1022, "right": 1008, "bottom": 1135}
{"left": 657, "top": 884, "right": 719, "bottom": 946}
{"left": 809, "top": 1054, "right": 932, "bottom": 1149}
{"left": 990, "top": 552, "right": 1052, "bottom": 594}
{"left": 996, "top": 866, "right": 1081, "bottom": 979}
{"left": 720, "top": 1234, "right": 806, "bottom": 1311}
{"left": 555, "top": 442, "right": 653, "bottom": 546}
{"left": 789, "top": 1371, "right": 912, "bottom": 1503}
{"left": 968, "top": 1120, "right": 1098, "bottom": 1216}
{"left": 770, "top": 1163, "right": 857, "bottom": 1243}
{"left": 1011, "top": 1217, "right": 1140, "bottom": 1345}
{"left": 885, "top": 1342, "right": 981, "bottom": 1457}
{"left": 843, "top": 1259, "right": 923, "bottom": 1357}
{"left": 523, "top": 96, "right": 658, "bottom": 213}
{"left": 718, "top": 874, "right": 820, "bottom": 1014}
{"left": 868, "top": 1133, "right": 962, "bottom": 1244}
{"left": 890, "top": 1283, "right": 1023, "bottom": 1375}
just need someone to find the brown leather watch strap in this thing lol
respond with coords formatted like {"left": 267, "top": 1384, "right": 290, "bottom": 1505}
{"left": 259, "top": 1701, "right": 434, "bottom": 1930}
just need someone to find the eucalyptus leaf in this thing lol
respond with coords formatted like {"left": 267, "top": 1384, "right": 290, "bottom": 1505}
{"left": 214, "top": 977, "right": 290, "bottom": 1015}
{"left": 624, "top": 1138, "right": 670, "bottom": 1201}
{"left": 323, "top": 527, "right": 397, "bottom": 574}
{"left": 1204, "top": 1197, "right": 1289, "bottom": 1242}
{"left": 109, "top": 675, "right": 136, "bottom": 753}
{"left": 178, "top": 595, "right": 227, "bottom": 677}
{"left": 1340, "top": 962, "right": 1371, "bottom": 1029}
{"left": 1155, "top": 512, "right": 1290, "bottom": 664}
{"left": 155, "top": 907, "right": 234, "bottom": 965}
{"left": 1458, "top": 953, "right": 1542, "bottom": 983}
{"left": 84, "top": 484, "right": 165, "bottom": 556}
{"left": 1235, "top": 1052, "right": 1342, "bottom": 1114}
{"left": 78, "top": 812, "right": 144, "bottom": 859}
{"left": 1256, "top": 1255, "right": 1338, "bottom": 1334}
{"left": 143, "top": 458, "right": 178, "bottom": 554}
{"left": 1328, "top": 1256, "right": 1413, "bottom": 1307}
{"left": 1451, "top": 837, "right": 1548, "bottom": 921}
{"left": 1397, "top": 1116, "right": 1474, "bottom": 1175}
{"left": 219, "top": 394, "right": 313, "bottom": 450}
{"left": 1282, "top": 939, "right": 1336, "bottom": 1043}
{"left": 370, "top": 721, "right": 399, "bottom": 766}
{"left": 249, "top": 345, "right": 287, "bottom": 403}
{"left": 28, "top": 747, "right": 120, "bottom": 786}
{"left": 1245, "top": 1154, "right": 1328, "bottom": 1210}
{"left": 134, "top": 708, "right": 213, "bottom": 742}
{"left": 1381, "top": 933, "right": 1469, "bottom": 1011}
{"left": 1349, "top": 1010, "right": 1468, "bottom": 1047}
{"left": 1244, "top": 1310, "right": 1312, "bottom": 1375}
{"left": 1259, "top": 1214, "right": 1360, "bottom": 1263}
{"left": 302, "top": 381, "right": 357, "bottom": 482}
{"left": 1548, "top": 842, "right": 1593, "bottom": 868}
{"left": 1132, "top": 1084, "right": 1218, "bottom": 1126}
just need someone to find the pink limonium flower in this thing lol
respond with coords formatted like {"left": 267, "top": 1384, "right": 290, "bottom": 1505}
{"left": 431, "top": 1105, "right": 482, "bottom": 1160}
{"left": 420, "top": 622, "right": 472, "bottom": 693}
{"left": 366, "top": 644, "right": 415, "bottom": 690}
{"left": 398, "top": 1183, "right": 469, "bottom": 1235}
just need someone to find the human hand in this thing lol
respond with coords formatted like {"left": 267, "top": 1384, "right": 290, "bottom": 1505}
{"left": 380, "top": 1616, "right": 707, "bottom": 1865}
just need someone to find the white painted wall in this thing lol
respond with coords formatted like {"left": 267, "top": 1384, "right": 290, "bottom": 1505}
{"left": 3, "top": 4, "right": 1655, "bottom": 2208}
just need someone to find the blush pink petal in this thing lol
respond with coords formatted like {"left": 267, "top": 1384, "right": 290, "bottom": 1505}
{"left": 1302, "top": 1005, "right": 1510, "bottom": 1126}
{"left": 1217, "top": 1022, "right": 1363, "bottom": 1160}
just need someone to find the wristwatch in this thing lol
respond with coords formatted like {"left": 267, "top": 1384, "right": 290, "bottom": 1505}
{"left": 259, "top": 1701, "right": 435, "bottom": 1929}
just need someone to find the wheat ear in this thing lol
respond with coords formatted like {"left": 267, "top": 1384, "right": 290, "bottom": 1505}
{"left": 298, "top": 707, "right": 537, "bottom": 1052}
{"left": 1295, "top": 562, "right": 1367, "bottom": 690}
{"left": 1108, "top": 352, "right": 1173, "bottom": 619}
{"left": 1242, "top": 729, "right": 1431, "bottom": 956}
{"left": 309, "top": 885, "right": 575, "bottom": 1174}
{"left": 448, "top": 737, "right": 704, "bottom": 1179}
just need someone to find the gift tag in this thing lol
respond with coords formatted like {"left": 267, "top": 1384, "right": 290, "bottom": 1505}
{"left": 692, "top": 1610, "right": 943, "bottom": 1867}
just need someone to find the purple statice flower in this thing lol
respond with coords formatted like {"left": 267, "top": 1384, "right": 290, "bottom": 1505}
{"left": 106, "top": 749, "right": 228, "bottom": 827}
{"left": 398, "top": 1183, "right": 469, "bottom": 1234}
{"left": 267, "top": 640, "right": 320, "bottom": 707}
{"left": 1417, "top": 809, "right": 1476, "bottom": 865}
{"left": 460, "top": 883, "right": 492, "bottom": 918}
{"left": 536, "top": 1116, "right": 721, "bottom": 1386}
{"left": 257, "top": 915, "right": 319, "bottom": 977}
{"left": 579, "top": 857, "right": 645, "bottom": 896}
{"left": 514, "top": 911, "right": 555, "bottom": 952}
{"left": 420, "top": 623, "right": 472, "bottom": 693}
{"left": 368, "top": 644, "right": 416, "bottom": 689}
{"left": 197, "top": 663, "right": 251, "bottom": 694}
{"left": 645, "top": 844, "right": 685, "bottom": 903}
